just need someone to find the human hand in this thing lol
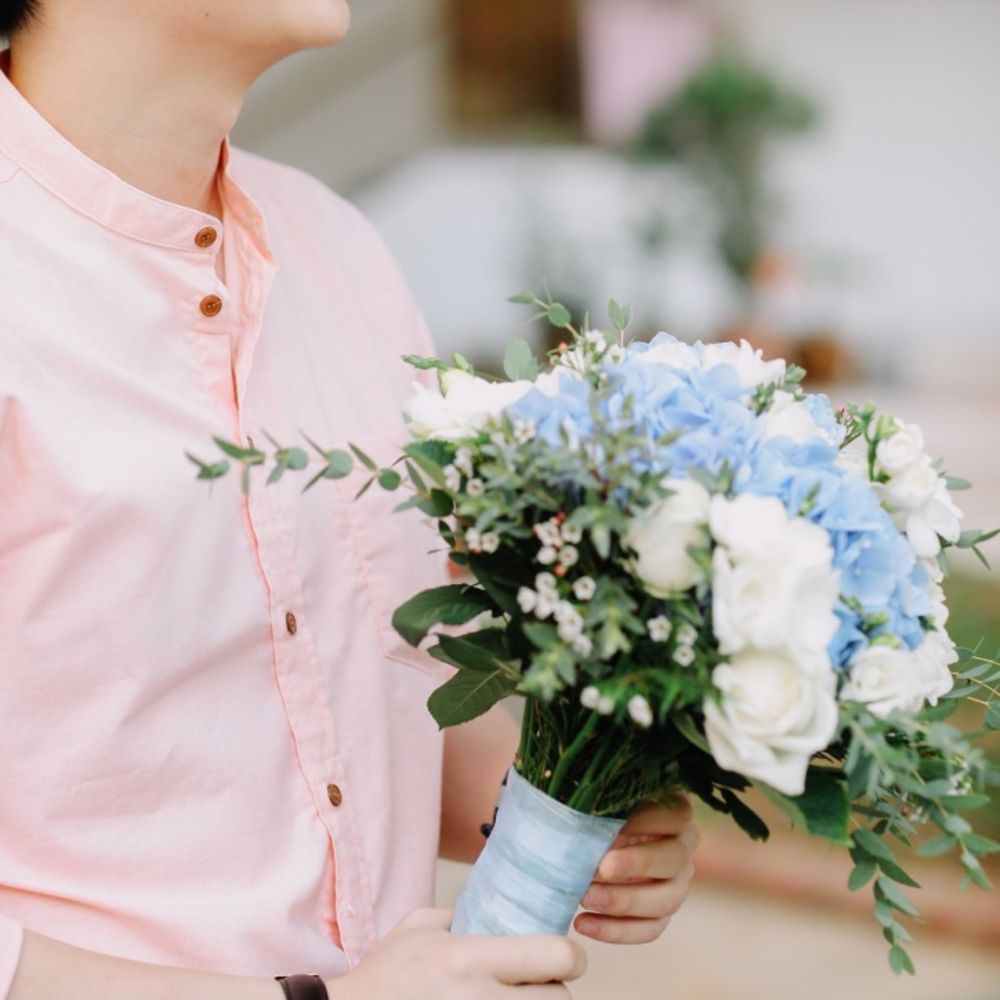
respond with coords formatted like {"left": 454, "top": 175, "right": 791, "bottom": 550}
{"left": 573, "top": 794, "right": 699, "bottom": 945}
{"left": 331, "top": 907, "right": 587, "bottom": 999}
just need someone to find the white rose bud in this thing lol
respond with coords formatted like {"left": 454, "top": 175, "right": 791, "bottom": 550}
{"left": 628, "top": 695, "right": 654, "bottom": 729}
{"left": 624, "top": 478, "right": 711, "bottom": 597}
{"left": 875, "top": 419, "right": 926, "bottom": 477}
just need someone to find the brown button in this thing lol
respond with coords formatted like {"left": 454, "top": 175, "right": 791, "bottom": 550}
{"left": 327, "top": 783, "right": 343, "bottom": 807}
{"left": 285, "top": 611, "right": 297, "bottom": 635}
{"left": 194, "top": 226, "right": 218, "bottom": 248}
{"left": 199, "top": 294, "right": 223, "bottom": 317}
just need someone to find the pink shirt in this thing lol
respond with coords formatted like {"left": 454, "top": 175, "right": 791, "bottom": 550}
{"left": 0, "top": 46, "right": 452, "bottom": 995}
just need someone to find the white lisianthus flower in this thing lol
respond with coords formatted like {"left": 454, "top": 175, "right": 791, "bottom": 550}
{"left": 700, "top": 339, "right": 786, "bottom": 390}
{"left": 709, "top": 495, "right": 841, "bottom": 672}
{"left": 761, "top": 390, "right": 834, "bottom": 445}
{"left": 628, "top": 695, "right": 654, "bottom": 729}
{"left": 900, "top": 476, "right": 963, "bottom": 559}
{"left": 704, "top": 650, "right": 839, "bottom": 795}
{"left": 875, "top": 419, "right": 926, "bottom": 477}
{"left": 840, "top": 631, "right": 957, "bottom": 718}
{"left": 633, "top": 335, "right": 699, "bottom": 372}
{"left": 624, "top": 478, "right": 711, "bottom": 596}
{"left": 404, "top": 374, "right": 534, "bottom": 441}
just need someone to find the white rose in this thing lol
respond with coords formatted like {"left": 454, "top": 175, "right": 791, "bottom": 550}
{"left": 840, "top": 631, "right": 956, "bottom": 718}
{"left": 884, "top": 458, "right": 939, "bottom": 513}
{"left": 700, "top": 339, "right": 786, "bottom": 390}
{"left": 903, "top": 477, "right": 963, "bottom": 559}
{"left": 404, "top": 375, "right": 533, "bottom": 441}
{"left": 708, "top": 493, "right": 790, "bottom": 560}
{"left": 709, "top": 495, "right": 840, "bottom": 672}
{"left": 875, "top": 419, "right": 926, "bottom": 477}
{"left": 761, "top": 390, "right": 832, "bottom": 445}
{"left": 703, "top": 650, "right": 839, "bottom": 795}
{"left": 624, "top": 478, "right": 711, "bottom": 596}
{"left": 633, "top": 335, "right": 699, "bottom": 372}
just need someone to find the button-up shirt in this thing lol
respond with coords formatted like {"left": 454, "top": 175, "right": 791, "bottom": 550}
{"left": 0, "top": 46, "right": 451, "bottom": 995}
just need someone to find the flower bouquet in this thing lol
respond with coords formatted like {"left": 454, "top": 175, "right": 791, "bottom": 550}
{"left": 193, "top": 291, "right": 999, "bottom": 973}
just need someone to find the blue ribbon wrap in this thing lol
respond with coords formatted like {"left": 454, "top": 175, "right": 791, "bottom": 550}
{"left": 451, "top": 765, "right": 627, "bottom": 936}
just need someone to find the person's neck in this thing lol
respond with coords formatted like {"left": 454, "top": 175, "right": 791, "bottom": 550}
{"left": 5, "top": 20, "right": 257, "bottom": 218}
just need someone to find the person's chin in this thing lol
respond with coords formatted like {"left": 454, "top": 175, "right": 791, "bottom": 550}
{"left": 288, "top": 0, "right": 352, "bottom": 49}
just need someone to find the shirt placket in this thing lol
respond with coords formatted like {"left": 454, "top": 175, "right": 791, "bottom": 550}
{"left": 188, "top": 215, "right": 377, "bottom": 966}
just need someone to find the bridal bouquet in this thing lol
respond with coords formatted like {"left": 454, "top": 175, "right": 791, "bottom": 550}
{"left": 192, "top": 292, "right": 999, "bottom": 974}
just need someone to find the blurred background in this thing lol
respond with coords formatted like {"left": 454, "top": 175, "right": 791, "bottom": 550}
{"left": 233, "top": 2, "right": 1000, "bottom": 996}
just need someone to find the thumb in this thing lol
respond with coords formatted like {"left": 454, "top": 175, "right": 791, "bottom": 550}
{"left": 398, "top": 907, "right": 454, "bottom": 932}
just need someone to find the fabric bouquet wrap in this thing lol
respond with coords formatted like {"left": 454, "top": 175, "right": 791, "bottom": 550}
{"left": 195, "top": 291, "right": 999, "bottom": 974}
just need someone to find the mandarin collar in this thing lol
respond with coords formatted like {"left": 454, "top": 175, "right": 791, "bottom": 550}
{"left": 0, "top": 46, "right": 276, "bottom": 262}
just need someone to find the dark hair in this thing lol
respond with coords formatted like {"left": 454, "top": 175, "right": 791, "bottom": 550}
{"left": 1, "top": 0, "right": 41, "bottom": 41}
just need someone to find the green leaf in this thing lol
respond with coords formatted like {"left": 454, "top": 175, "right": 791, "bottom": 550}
{"left": 876, "top": 877, "right": 920, "bottom": 917}
{"left": 326, "top": 450, "right": 354, "bottom": 477}
{"left": 757, "top": 768, "right": 851, "bottom": 845}
{"left": 503, "top": 337, "right": 540, "bottom": 381}
{"left": 426, "top": 667, "right": 516, "bottom": 728}
{"left": 547, "top": 302, "right": 572, "bottom": 329}
{"left": 401, "top": 353, "right": 448, "bottom": 371}
{"left": 507, "top": 290, "right": 537, "bottom": 305}
{"left": 854, "top": 828, "right": 897, "bottom": 862}
{"left": 672, "top": 711, "right": 709, "bottom": 753}
{"left": 964, "top": 833, "right": 1000, "bottom": 855}
{"left": 848, "top": 859, "right": 876, "bottom": 891}
{"left": 889, "top": 945, "right": 915, "bottom": 976}
{"left": 721, "top": 790, "right": 769, "bottom": 842}
{"left": 349, "top": 442, "right": 378, "bottom": 472}
{"left": 945, "top": 475, "right": 972, "bottom": 491}
{"left": 429, "top": 629, "right": 517, "bottom": 676}
{"left": 916, "top": 834, "right": 957, "bottom": 858}
{"left": 377, "top": 469, "right": 402, "bottom": 491}
{"left": 391, "top": 585, "right": 495, "bottom": 647}
{"left": 876, "top": 858, "right": 921, "bottom": 889}
{"left": 213, "top": 436, "right": 264, "bottom": 463}
{"left": 416, "top": 489, "right": 454, "bottom": 517}
{"left": 608, "top": 298, "right": 625, "bottom": 330}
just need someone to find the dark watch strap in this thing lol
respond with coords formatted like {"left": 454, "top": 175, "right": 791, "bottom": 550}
{"left": 274, "top": 973, "right": 330, "bottom": 999}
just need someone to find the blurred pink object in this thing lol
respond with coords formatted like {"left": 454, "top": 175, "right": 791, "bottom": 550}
{"left": 580, "top": 0, "right": 714, "bottom": 143}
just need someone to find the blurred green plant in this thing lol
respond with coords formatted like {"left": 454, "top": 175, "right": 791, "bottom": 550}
{"left": 627, "top": 53, "right": 818, "bottom": 295}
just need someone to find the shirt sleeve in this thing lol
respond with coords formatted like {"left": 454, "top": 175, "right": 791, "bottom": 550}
{"left": 0, "top": 912, "right": 24, "bottom": 999}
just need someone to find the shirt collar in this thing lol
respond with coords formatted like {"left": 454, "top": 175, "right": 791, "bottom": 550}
{"left": 0, "top": 45, "right": 275, "bottom": 260}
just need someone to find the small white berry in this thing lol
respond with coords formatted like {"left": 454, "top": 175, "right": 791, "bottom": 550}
{"left": 537, "top": 545, "right": 558, "bottom": 565}
{"left": 580, "top": 685, "right": 601, "bottom": 709}
{"left": 454, "top": 447, "right": 473, "bottom": 475}
{"left": 480, "top": 531, "right": 500, "bottom": 553}
{"left": 572, "top": 576, "right": 596, "bottom": 601}
{"left": 571, "top": 634, "right": 593, "bottom": 657}
{"left": 466, "top": 478, "right": 485, "bottom": 497}
{"left": 513, "top": 418, "right": 537, "bottom": 444}
{"left": 596, "top": 695, "right": 616, "bottom": 716}
{"left": 535, "top": 572, "right": 558, "bottom": 594}
{"left": 557, "top": 618, "right": 583, "bottom": 642}
{"left": 534, "top": 595, "right": 556, "bottom": 620}
{"left": 465, "top": 528, "right": 482, "bottom": 552}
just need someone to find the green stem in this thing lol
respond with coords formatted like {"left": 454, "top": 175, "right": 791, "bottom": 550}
{"left": 547, "top": 712, "right": 600, "bottom": 802}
